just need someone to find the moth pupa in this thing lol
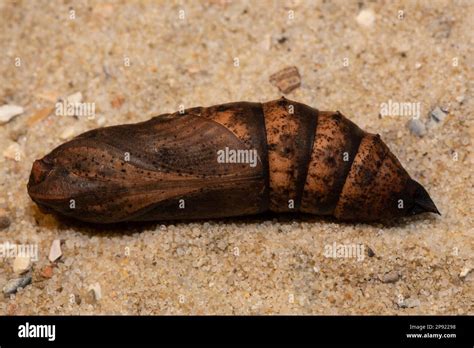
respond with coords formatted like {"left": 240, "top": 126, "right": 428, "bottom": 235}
{"left": 28, "top": 98, "right": 439, "bottom": 223}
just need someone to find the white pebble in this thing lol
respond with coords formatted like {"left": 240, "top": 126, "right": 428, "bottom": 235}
{"left": 88, "top": 283, "right": 102, "bottom": 301}
{"left": 356, "top": 9, "right": 375, "bottom": 28}
{"left": 60, "top": 126, "right": 76, "bottom": 140}
{"left": 380, "top": 271, "right": 400, "bottom": 283}
{"left": 3, "top": 142, "right": 22, "bottom": 161}
{"left": 407, "top": 119, "right": 427, "bottom": 137}
{"left": 49, "top": 239, "right": 62, "bottom": 262}
{"left": 0, "top": 104, "right": 24, "bottom": 124}
{"left": 261, "top": 34, "right": 272, "bottom": 51}
{"left": 13, "top": 256, "right": 31, "bottom": 274}
{"left": 456, "top": 95, "right": 465, "bottom": 103}
{"left": 97, "top": 116, "right": 106, "bottom": 126}
{"left": 459, "top": 266, "right": 472, "bottom": 279}
{"left": 398, "top": 297, "right": 420, "bottom": 308}
{"left": 66, "top": 92, "right": 83, "bottom": 104}
{"left": 430, "top": 106, "right": 448, "bottom": 123}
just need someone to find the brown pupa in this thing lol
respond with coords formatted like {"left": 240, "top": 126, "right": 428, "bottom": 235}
{"left": 27, "top": 97, "right": 439, "bottom": 223}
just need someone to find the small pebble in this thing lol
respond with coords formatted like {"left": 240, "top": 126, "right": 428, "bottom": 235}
{"left": 48, "top": 239, "right": 62, "bottom": 262}
{"left": 3, "top": 142, "right": 22, "bottom": 161}
{"left": 261, "top": 34, "right": 272, "bottom": 50}
{"left": 87, "top": 283, "right": 102, "bottom": 303}
{"left": 217, "top": 240, "right": 228, "bottom": 251}
{"left": 97, "top": 116, "right": 106, "bottom": 126}
{"left": 431, "top": 17, "right": 453, "bottom": 40}
{"left": 13, "top": 256, "right": 31, "bottom": 274}
{"left": 269, "top": 66, "right": 301, "bottom": 94}
{"left": 380, "top": 271, "right": 400, "bottom": 283}
{"left": 85, "top": 290, "right": 96, "bottom": 304}
{"left": 60, "top": 126, "right": 76, "bottom": 140}
{"left": 40, "top": 265, "right": 54, "bottom": 279}
{"left": 356, "top": 9, "right": 375, "bottom": 28}
{"left": 111, "top": 95, "right": 125, "bottom": 109}
{"left": 366, "top": 246, "right": 375, "bottom": 257}
{"left": 0, "top": 104, "right": 24, "bottom": 124}
{"left": 459, "top": 266, "right": 472, "bottom": 279}
{"left": 398, "top": 297, "right": 420, "bottom": 308}
{"left": 430, "top": 106, "right": 448, "bottom": 123}
{"left": 0, "top": 215, "right": 11, "bottom": 230}
{"left": 66, "top": 91, "right": 83, "bottom": 104}
{"left": 407, "top": 118, "right": 427, "bottom": 137}
{"left": 277, "top": 36, "right": 288, "bottom": 44}
{"left": 456, "top": 95, "right": 465, "bottom": 103}
{"left": 3, "top": 274, "right": 32, "bottom": 295}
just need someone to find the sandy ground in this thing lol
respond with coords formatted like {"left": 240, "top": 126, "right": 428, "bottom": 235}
{"left": 0, "top": 0, "right": 472, "bottom": 314}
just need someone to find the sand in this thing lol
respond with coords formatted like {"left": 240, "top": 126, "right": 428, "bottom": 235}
{"left": 0, "top": 0, "right": 472, "bottom": 314}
